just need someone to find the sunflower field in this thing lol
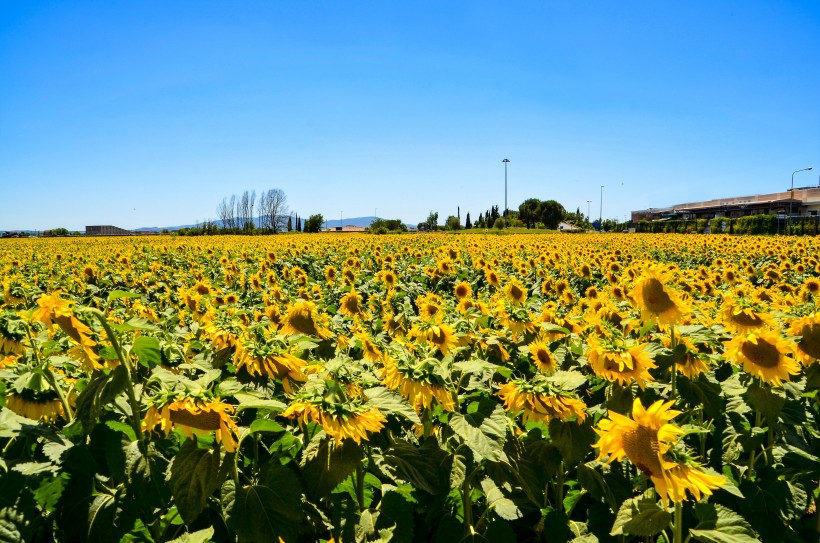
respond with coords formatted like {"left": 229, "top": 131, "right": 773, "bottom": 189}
{"left": 1, "top": 233, "right": 819, "bottom": 543}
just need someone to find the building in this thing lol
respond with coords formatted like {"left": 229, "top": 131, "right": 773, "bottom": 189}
{"left": 85, "top": 225, "right": 133, "bottom": 236}
{"left": 632, "top": 186, "right": 820, "bottom": 223}
{"left": 327, "top": 225, "right": 367, "bottom": 233}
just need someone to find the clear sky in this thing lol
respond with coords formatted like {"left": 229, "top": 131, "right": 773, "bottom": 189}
{"left": 1, "top": 1, "right": 818, "bottom": 231}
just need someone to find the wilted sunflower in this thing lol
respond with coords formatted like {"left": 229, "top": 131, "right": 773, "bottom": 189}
{"left": 594, "top": 398, "right": 725, "bottom": 505}
{"left": 630, "top": 265, "right": 690, "bottom": 327}
{"left": 498, "top": 379, "right": 586, "bottom": 425}
{"left": 281, "top": 300, "right": 332, "bottom": 339}
{"left": 724, "top": 330, "right": 800, "bottom": 385}
{"left": 31, "top": 292, "right": 101, "bottom": 370}
{"left": 789, "top": 313, "right": 820, "bottom": 364}
{"left": 143, "top": 396, "right": 239, "bottom": 452}
{"left": 587, "top": 334, "right": 657, "bottom": 389}
{"left": 282, "top": 400, "right": 386, "bottom": 445}
{"left": 381, "top": 355, "right": 455, "bottom": 412}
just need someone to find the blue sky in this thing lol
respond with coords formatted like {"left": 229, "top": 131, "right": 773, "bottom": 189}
{"left": 1, "top": 1, "right": 818, "bottom": 231}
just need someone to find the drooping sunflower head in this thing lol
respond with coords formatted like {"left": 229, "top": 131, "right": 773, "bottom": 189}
{"left": 416, "top": 293, "right": 444, "bottom": 324}
{"left": 281, "top": 300, "right": 332, "bottom": 339}
{"left": 724, "top": 330, "right": 800, "bottom": 386}
{"left": 630, "top": 264, "right": 689, "bottom": 327}
{"left": 339, "top": 289, "right": 366, "bottom": 318}
{"left": 720, "top": 295, "right": 775, "bottom": 333}
{"left": 587, "top": 334, "right": 657, "bottom": 389}
{"left": 485, "top": 269, "right": 502, "bottom": 288}
{"left": 788, "top": 313, "right": 820, "bottom": 365}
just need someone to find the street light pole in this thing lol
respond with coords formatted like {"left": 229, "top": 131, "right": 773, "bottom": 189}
{"left": 790, "top": 167, "right": 813, "bottom": 231}
{"left": 587, "top": 200, "right": 592, "bottom": 222}
{"left": 502, "top": 159, "right": 510, "bottom": 215}
{"left": 599, "top": 185, "right": 605, "bottom": 228}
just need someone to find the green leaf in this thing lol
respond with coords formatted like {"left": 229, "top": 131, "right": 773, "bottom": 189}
{"left": 690, "top": 502, "right": 759, "bottom": 543}
{"left": 545, "top": 370, "right": 587, "bottom": 391}
{"left": 73, "top": 365, "right": 129, "bottom": 434}
{"left": 249, "top": 418, "right": 285, "bottom": 434}
{"left": 167, "top": 439, "right": 222, "bottom": 526}
{"left": 131, "top": 336, "right": 161, "bottom": 367}
{"left": 548, "top": 419, "right": 596, "bottom": 467}
{"left": 364, "top": 386, "right": 421, "bottom": 425}
{"left": 166, "top": 527, "right": 215, "bottom": 543}
{"left": 111, "top": 317, "right": 160, "bottom": 332}
{"left": 610, "top": 490, "right": 671, "bottom": 537}
{"left": 745, "top": 382, "right": 785, "bottom": 423}
{"left": 739, "top": 466, "right": 802, "bottom": 541}
{"left": 301, "top": 433, "right": 362, "bottom": 499}
{"left": 480, "top": 477, "right": 522, "bottom": 521}
{"left": 448, "top": 399, "right": 507, "bottom": 462}
{"left": 222, "top": 464, "right": 302, "bottom": 543}
{"left": 376, "top": 439, "right": 441, "bottom": 495}
{"left": 107, "top": 290, "right": 142, "bottom": 303}
{"left": 233, "top": 392, "right": 287, "bottom": 412}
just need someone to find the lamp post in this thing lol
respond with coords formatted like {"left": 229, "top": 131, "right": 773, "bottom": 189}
{"left": 586, "top": 200, "right": 592, "bottom": 223}
{"left": 502, "top": 159, "right": 510, "bottom": 215}
{"left": 599, "top": 185, "right": 605, "bottom": 229}
{"left": 790, "top": 167, "right": 813, "bottom": 230}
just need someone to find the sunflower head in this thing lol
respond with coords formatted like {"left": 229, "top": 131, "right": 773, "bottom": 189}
{"left": 504, "top": 278, "right": 528, "bottom": 306}
{"left": 724, "top": 330, "right": 800, "bottom": 386}
{"left": 630, "top": 265, "right": 689, "bottom": 327}
{"left": 789, "top": 313, "right": 820, "bottom": 364}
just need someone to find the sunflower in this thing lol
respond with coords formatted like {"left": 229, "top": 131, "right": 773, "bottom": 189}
{"left": 0, "top": 354, "right": 19, "bottom": 368}
{"left": 339, "top": 289, "right": 367, "bottom": 318}
{"left": 504, "top": 278, "right": 528, "bottom": 306}
{"left": 143, "top": 396, "right": 239, "bottom": 452}
{"left": 282, "top": 401, "right": 386, "bottom": 444}
{"left": 381, "top": 356, "right": 455, "bottom": 412}
{"left": 280, "top": 300, "right": 332, "bottom": 339}
{"left": 720, "top": 297, "right": 775, "bottom": 334}
{"left": 800, "top": 278, "right": 820, "bottom": 302}
{"left": 234, "top": 334, "right": 307, "bottom": 391}
{"left": 630, "top": 265, "right": 690, "bottom": 327}
{"left": 724, "top": 330, "right": 800, "bottom": 385}
{"left": 528, "top": 338, "right": 557, "bottom": 373}
{"left": 587, "top": 334, "right": 657, "bottom": 389}
{"left": 355, "top": 331, "right": 385, "bottom": 363}
{"left": 6, "top": 393, "right": 65, "bottom": 422}
{"left": 454, "top": 281, "right": 472, "bottom": 300}
{"left": 31, "top": 292, "right": 101, "bottom": 370}
{"left": 410, "top": 323, "right": 462, "bottom": 356}
{"left": 498, "top": 380, "right": 586, "bottom": 425}
{"left": 594, "top": 398, "right": 725, "bottom": 505}
{"left": 416, "top": 293, "right": 445, "bottom": 324}
{"left": 485, "top": 269, "right": 502, "bottom": 289}
{"left": 789, "top": 313, "right": 820, "bottom": 365}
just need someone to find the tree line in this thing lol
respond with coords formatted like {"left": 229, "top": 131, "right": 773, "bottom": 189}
{"left": 212, "top": 189, "right": 325, "bottom": 234}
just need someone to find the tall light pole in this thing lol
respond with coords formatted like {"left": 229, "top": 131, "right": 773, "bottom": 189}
{"left": 502, "top": 159, "right": 510, "bottom": 215}
{"left": 790, "top": 167, "right": 813, "bottom": 229}
{"left": 586, "top": 200, "right": 592, "bottom": 222}
{"left": 599, "top": 185, "right": 605, "bottom": 228}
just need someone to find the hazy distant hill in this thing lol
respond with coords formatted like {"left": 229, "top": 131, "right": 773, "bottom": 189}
{"left": 135, "top": 216, "right": 401, "bottom": 232}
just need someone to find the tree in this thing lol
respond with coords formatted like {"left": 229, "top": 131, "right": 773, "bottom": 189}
{"left": 465, "top": 212, "right": 472, "bottom": 229}
{"left": 217, "top": 196, "right": 237, "bottom": 230}
{"left": 540, "top": 200, "right": 566, "bottom": 230}
{"left": 422, "top": 211, "right": 438, "bottom": 231}
{"left": 287, "top": 216, "right": 293, "bottom": 232}
{"left": 476, "top": 212, "right": 484, "bottom": 228}
{"left": 445, "top": 215, "right": 461, "bottom": 231}
{"left": 304, "top": 214, "right": 324, "bottom": 233}
{"left": 518, "top": 198, "right": 542, "bottom": 229}
{"left": 257, "top": 188, "right": 289, "bottom": 233}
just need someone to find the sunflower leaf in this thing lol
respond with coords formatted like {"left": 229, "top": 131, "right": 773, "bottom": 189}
{"left": 690, "top": 502, "right": 759, "bottom": 543}
{"left": 610, "top": 489, "right": 670, "bottom": 537}
{"left": 448, "top": 399, "right": 507, "bottom": 463}
{"left": 167, "top": 439, "right": 222, "bottom": 526}
{"left": 364, "top": 386, "right": 421, "bottom": 425}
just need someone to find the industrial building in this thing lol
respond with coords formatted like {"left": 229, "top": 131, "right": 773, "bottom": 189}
{"left": 85, "top": 225, "right": 134, "bottom": 236}
{"left": 631, "top": 186, "right": 820, "bottom": 223}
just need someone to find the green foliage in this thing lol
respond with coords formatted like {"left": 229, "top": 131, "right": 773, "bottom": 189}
{"left": 304, "top": 213, "right": 325, "bottom": 233}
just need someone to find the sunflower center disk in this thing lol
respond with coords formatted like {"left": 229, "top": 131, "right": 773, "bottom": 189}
{"left": 740, "top": 338, "right": 780, "bottom": 368}
{"left": 621, "top": 426, "right": 663, "bottom": 478}
{"left": 170, "top": 408, "right": 222, "bottom": 431}
{"left": 798, "top": 324, "right": 820, "bottom": 358}
{"left": 642, "top": 279, "right": 675, "bottom": 313}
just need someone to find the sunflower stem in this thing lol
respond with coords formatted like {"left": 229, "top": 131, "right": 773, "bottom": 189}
{"left": 555, "top": 461, "right": 565, "bottom": 512}
{"left": 42, "top": 367, "right": 74, "bottom": 422}
{"left": 462, "top": 476, "right": 473, "bottom": 536}
{"left": 356, "top": 455, "right": 366, "bottom": 512}
{"left": 670, "top": 326, "right": 678, "bottom": 400}
{"left": 673, "top": 501, "right": 683, "bottom": 543}
{"left": 90, "top": 309, "right": 144, "bottom": 443}
{"left": 747, "top": 410, "right": 762, "bottom": 479}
